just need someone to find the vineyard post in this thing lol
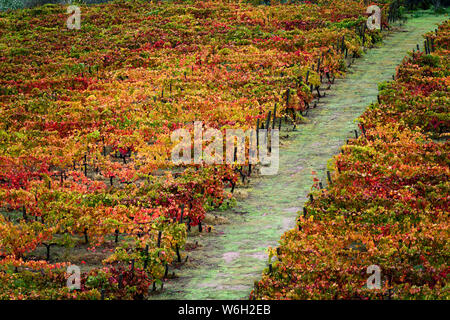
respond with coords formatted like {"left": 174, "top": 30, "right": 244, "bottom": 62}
{"left": 143, "top": 244, "right": 149, "bottom": 269}
{"left": 84, "top": 228, "right": 89, "bottom": 244}
{"left": 272, "top": 103, "right": 277, "bottom": 130}
{"left": 157, "top": 231, "right": 162, "bottom": 248}
{"left": 176, "top": 244, "right": 181, "bottom": 262}
{"left": 256, "top": 118, "right": 260, "bottom": 149}
{"left": 264, "top": 110, "right": 272, "bottom": 146}
{"left": 102, "top": 136, "right": 106, "bottom": 156}
{"left": 362, "top": 23, "right": 366, "bottom": 48}
{"left": 286, "top": 88, "right": 290, "bottom": 107}
{"left": 83, "top": 154, "right": 88, "bottom": 177}
{"left": 43, "top": 243, "right": 55, "bottom": 261}
{"left": 265, "top": 110, "right": 271, "bottom": 132}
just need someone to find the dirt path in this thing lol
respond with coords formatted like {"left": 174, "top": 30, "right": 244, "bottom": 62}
{"left": 156, "top": 13, "right": 447, "bottom": 300}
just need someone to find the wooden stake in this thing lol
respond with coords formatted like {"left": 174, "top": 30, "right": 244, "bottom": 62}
{"left": 157, "top": 231, "right": 162, "bottom": 247}
{"left": 176, "top": 244, "right": 181, "bottom": 263}
{"left": 272, "top": 104, "right": 277, "bottom": 130}
{"left": 84, "top": 228, "right": 89, "bottom": 244}
{"left": 143, "top": 245, "right": 149, "bottom": 269}
{"left": 256, "top": 118, "right": 260, "bottom": 149}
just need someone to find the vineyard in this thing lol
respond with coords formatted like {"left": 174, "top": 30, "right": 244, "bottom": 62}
{"left": 0, "top": 0, "right": 447, "bottom": 301}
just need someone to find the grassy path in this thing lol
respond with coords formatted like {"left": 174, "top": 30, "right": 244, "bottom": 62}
{"left": 156, "top": 13, "right": 447, "bottom": 300}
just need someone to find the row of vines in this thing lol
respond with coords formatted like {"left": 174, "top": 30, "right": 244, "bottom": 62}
{"left": 252, "top": 19, "right": 449, "bottom": 299}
